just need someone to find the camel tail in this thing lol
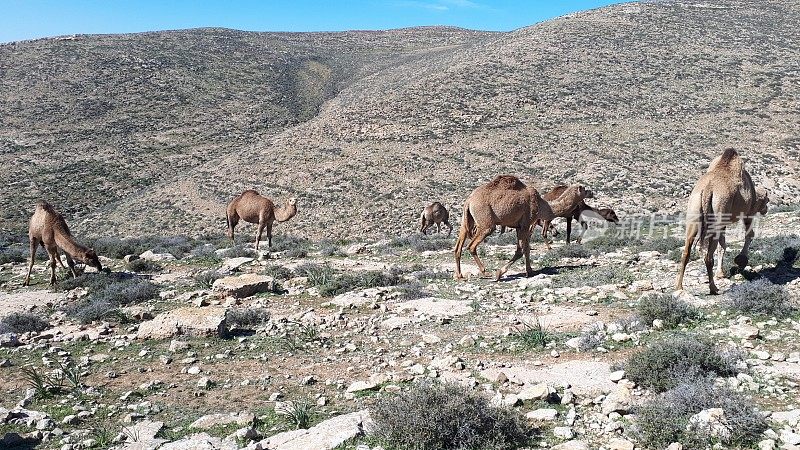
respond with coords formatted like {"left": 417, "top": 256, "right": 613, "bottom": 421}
{"left": 461, "top": 202, "right": 476, "bottom": 239}
{"left": 697, "top": 189, "right": 714, "bottom": 250}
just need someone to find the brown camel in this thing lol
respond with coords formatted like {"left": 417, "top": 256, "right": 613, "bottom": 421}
{"left": 24, "top": 201, "right": 103, "bottom": 286}
{"left": 538, "top": 185, "right": 619, "bottom": 244}
{"left": 226, "top": 190, "right": 297, "bottom": 250}
{"left": 675, "top": 148, "right": 769, "bottom": 294}
{"left": 454, "top": 175, "right": 537, "bottom": 281}
{"left": 420, "top": 202, "right": 452, "bottom": 236}
{"left": 533, "top": 185, "right": 594, "bottom": 248}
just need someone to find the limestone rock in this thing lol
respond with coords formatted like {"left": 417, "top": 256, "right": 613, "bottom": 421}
{"left": 137, "top": 307, "right": 227, "bottom": 340}
{"left": 139, "top": 250, "right": 176, "bottom": 262}
{"left": 688, "top": 408, "right": 731, "bottom": 440}
{"left": 212, "top": 274, "right": 278, "bottom": 298}
{"left": 191, "top": 412, "right": 255, "bottom": 430}
{"left": 550, "top": 441, "right": 590, "bottom": 450}
{"left": 526, "top": 408, "right": 558, "bottom": 422}
{"left": 247, "top": 410, "right": 371, "bottom": 450}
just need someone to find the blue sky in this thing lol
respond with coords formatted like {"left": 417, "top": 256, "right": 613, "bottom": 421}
{"left": 1, "top": 0, "right": 621, "bottom": 43}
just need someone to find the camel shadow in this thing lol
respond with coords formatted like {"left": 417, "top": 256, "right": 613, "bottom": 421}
{"left": 498, "top": 263, "right": 595, "bottom": 281}
{"left": 738, "top": 247, "right": 800, "bottom": 285}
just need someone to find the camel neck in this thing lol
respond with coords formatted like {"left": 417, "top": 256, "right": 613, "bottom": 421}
{"left": 54, "top": 231, "right": 87, "bottom": 257}
{"left": 548, "top": 191, "right": 581, "bottom": 217}
{"left": 275, "top": 204, "right": 297, "bottom": 222}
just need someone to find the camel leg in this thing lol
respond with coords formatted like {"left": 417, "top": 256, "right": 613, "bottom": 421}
{"left": 734, "top": 218, "right": 754, "bottom": 269}
{"left": 715, "top": 232, "right": 727, "bottom": 279}
{"left": 467, "top": 228, "right": 493, "bottom": 277}
{"left": 227, "top": 212, "right": 238, "bottom": 243}
{"left": 540, "top": 221, "right": 552, "bottom": 250}
{"left": 45, "top": 244, "right": 59, "bottom": 286}
{"left": 254, "top": 221, "right": 265, "bottom": 250}
{"left": 453, "top": 227, "right": 469, "bottom": 280}
{"left": 705, "top": 237, "right": 720, "bottom": 295}
{"left": 64, "top": 252, "right": 78, "bottom": 279}
{"left": 266, "top": 221, "right": 274, "bottom": 249}
{"left": 675, "top": 222, "right": 698, "bottom": 291}
{"left": 496, "top": 227, "right": 532, "bottom": 281}
{"left": 436, "top": 223, "right": 441, "bottom": 234}
{"left": 445, "top": 221, "right": 452, "bottom": 237}
{"left": 566, "top": 217, "right": 573, "bottom": 244}
{"left": 577, "top": 219, "right": 589, "bottom": 244}
{"left": 24, "top": 238, "right": 39, "bottom": 286}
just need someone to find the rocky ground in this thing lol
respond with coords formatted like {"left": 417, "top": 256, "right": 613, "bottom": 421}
{"left": 1, "top": 210, "right": 799, "bottom": 449}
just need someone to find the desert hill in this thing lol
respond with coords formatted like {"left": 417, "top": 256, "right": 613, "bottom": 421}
{"left": 2, "top": 1, "right": 799, "bottom": 240}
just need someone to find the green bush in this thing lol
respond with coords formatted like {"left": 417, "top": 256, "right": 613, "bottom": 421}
{"left": 747, "top": 234, "right": 800, "bottom": 267}
{"left": 584, "top": 230, "right": 640, "bottom": 253}
{"left": 226, "top": 308, "right": 270, "bottom": 329}
{"left": 0, "top": 312, "right": 50, "bottom": 334}
{"left": 512, "top": 318, "right": 552, "bottom": 350}
{"left": 637, "top": 293, "right": 699, "bottom": 328}
{"left": 263, "top": 264, "right": 293, "bottom": 281}
{"left": 370, "top": 381, "right": 530, "bottom": 450}
{"left": 634, "top": 380, "right": 767, "bottom": 449}
{"left": 220, "top": 245, "right": 257, "bottom": 259}
{"left": 126, "top": 259, "right": 162, "bottom": 273}
{"left": 61, "top": 274, "right": 158, "bottom": 324}
{"left": 726, "top": 279, "right": 795, "bottom": 317}
{"left": 194, "top": 270, "right": 221, "bottom": 288}
{"left": 625, "top": 334, "right": 740, "bottom": 393}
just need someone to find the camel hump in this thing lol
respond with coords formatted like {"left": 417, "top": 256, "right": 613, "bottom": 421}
{"left": 709, "top": 148, "right": 743, "bottom": 173}
{"left": 35, "top": 200, "right": 57, "bottom": 214}
{"left": 487, "top": 175, "right": 526, "bottom": 190}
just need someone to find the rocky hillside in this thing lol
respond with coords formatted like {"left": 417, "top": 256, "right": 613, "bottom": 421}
{"left": 0, "top": 26, "right": 495, "bottom": 234}
{"left": 2, "top": 0, "right": 799, "bottom": 242}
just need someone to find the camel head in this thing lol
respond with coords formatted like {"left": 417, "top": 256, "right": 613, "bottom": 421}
{"left": 598, "top": 208, "right": 619, "bottom": 223}
{"left": 286, "top": 197, "right": 297, "bottom": 206}
{"left": 578, "top": 186, "right": 594, "bottom": 200}
{"left": 82, "top": 248, "right": 104, "bottom": 272}
{"left": 754, "top": 187, "right": 769, "bottom": 216}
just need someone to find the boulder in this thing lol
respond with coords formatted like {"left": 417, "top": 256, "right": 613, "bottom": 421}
{"left": 212, "top": 274, "right": 278, "bottom": 298}
{"left": 517, "top": 382, "right": 555, "bottom": 401}
{"left": 247, "top": 410, "right": 371, "bottom": 450}
{"left": 729, "top": 324, "right": 760, "bottom": 340}
{"left": 191, "top": 412, "right": 254, "bottom": 430}
{"left": 218, "top": 257, "right": 254, "bottom": 274}
{"left": 137, "top": 307, "right": 227, "bottom": 340}
{"left": 526, "top": 408, "right": 558, "bottom": 422}
{"left": 139, "top": 250, "right": 176, "bottom": 262}
{"left": 158, "top": 433, "right": 237, "bottom": 450}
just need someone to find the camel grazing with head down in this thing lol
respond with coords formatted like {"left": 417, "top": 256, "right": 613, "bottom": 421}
{"left": 24, "top": 201, "right": 103, "bottom": 286}
{"left": 420, "top": 202, "right": 452, "bottom": 236}
{"left": 676, "top": 148, "right": 769, "bottom": 294}
{"left": 226, "top": 190, "right": 297, "bottom": 250}
{"left": 533, "top": 185, "right": 594, "bottom": 248}
{"left": 454, "top": 175, "right": 538, "bottom": 281}
{"left": 539, "top": 185, "right": 619, "bottom": 244}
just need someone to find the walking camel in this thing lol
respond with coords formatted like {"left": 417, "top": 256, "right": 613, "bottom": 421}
{"left": 533, "top": 185, "right": 595, "bottom": 248}
{"left": 226, "top": 190, "right": 298, "bottom": 250}
{"left": 675, "top": 148, "right": 769, "bottom": 294}
{"left": 24, "top": 201, "right": 104, "bottom": 286}
{"left": 539, "top": 185, "right": 619, "bottom": 244}
{"left": 454, "top": 175, "right": 538, "bottom": 281}
{"left": 420, "top": 202, "right": 452, "bottom": 236}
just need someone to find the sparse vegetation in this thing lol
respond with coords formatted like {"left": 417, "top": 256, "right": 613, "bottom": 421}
{"left": 0, "top": 312, "right": 50, "bottom": 334}
{"left": 126, "top": 258, "right": 162, "bottom": 273}
{"left": 747, "top": 234, "right": 800, "bottom": 267}
{"left": 389, "top": 234, "right": 452, "bottom": 252}
{"left": 194, "top": 270, "right": 221, "bottom": 288}
{"left": 512, "top": 317, "right": 552, "bottom": 350}
{"left": 634, "top": 379, "right": 767, "bottom": 449}
{"left": 726, "top": 279, "right": 795, "bottom": 317}
{"left": 60, "top": 273, "right": 158, "bottom": 323}
{"left": 625, "top": 334, "right": 740, "bottom": 393}
{"left": 553, "top": 265, "right": 634, "bottom": 288}
{"left": 276, "top": 398, "right": 315, "bottom": 430}
{"left": 370, "top": 381, "right": 530, "bottom": 450}
{"left": 226, "top": 307, "right": 271, "bottom": 330}
{"left": 637, "top": 293, "right": 699, "bottom": 328}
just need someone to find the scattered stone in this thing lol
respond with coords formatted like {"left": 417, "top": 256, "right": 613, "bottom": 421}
{"left": 191, "top": 412, "right": 255, "bottom": 430}
{"left": 139, "top": 250, "right": 176, "bottom": 262}
{"left": 526, "top": 408, "right": 558, "bottom": 422}
{"left": 553, "top": 426, "right": 575, "bottom": 439}
{"left": 218, "top": 257, "right": 254, "bottom": 274}
{"left": 688, "top": 408, "right": 731, "bottom": 440}
{"left": 607, "top": 437, "right": 635, "bottom": 450}
{"left": 729, "top": 324, "right": 760, "bottom": 340}
{"left": 247, "top": 410, "right": 371, "bottom": 450}
{"left": 0, "top": 333, "right": 20, "bottom": 348}
{"left": 550, "top": 441, "right": 590, "bottom": 450}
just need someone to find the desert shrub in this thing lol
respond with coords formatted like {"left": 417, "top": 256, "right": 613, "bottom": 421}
{"left": 634, "top": 379, "right": 767, "bottom": 449}
{"left": 390, "top": 234, "right": 452, "bottom": 252}
{"left": 625, "top": 334, "right": 740, "bottom": 393}
{"left": 62, "top": 274, "right": 157, "bottom": 324}
{"left": 276, "top": 398, "right": 315, "bottom": 430}
{"left": 395, "top": 282, "right": 428, "bottom": 299}
{"left": 412, "top": 269, "right": 452, "bottom": 281}
{"left": 637, "top": 293, "right": 699, "bottom": 328}
{"left": 226, "top": 308, "right": 270, "bottom": 329}
{"left": 0, "top": 312, "right": 50, "bottom": 334}
{"left": 584, "top": 230, "right": 640, "bottom": 253}
{"left": 282, "top": 247, "right": 308, "bottom": 258}
{"left": 512, "top": 317, "right": 552, "bottom": 350}
{"left": 747, "top": 234, "right": 800, "bottom": 267}
{"left": 635, "top": 235, "right": 684, "bottom": 261}
{"left": 263, "top": 264, "right": 293, "bottom": 281}
{"left": 319, "top": 243, "right": 346, "bottom": 257}
{"left": 126, "top": 259, "right": 162, "bottom": 273}
{"left": 490, "top": 230, "right": 521, "bottom": 246}
{"left": 0, "top": 233, "right": 28, "bottom": 264}
{"left": 194, "top": 270, "right": 221, "bottom": 288}
{"left": 317, "top": 269, "right": 402, "bottom": 297}
{"left": 88, "top": 237, "right": 146, "bottom": 259}
{"left": 575, "top": 323, "right": 605, "bottom": 351}
{"left": 293, "top": 263, "right": 337, "bottom": 285}
{"left": 539, "top": 244, "right": 591, "bottom": 266}
{"left": 553, "top": 265, "right": 634, "bottom": 288}
{"left": 149, "top": 236, "right": 194, "bottom": 258}
{"left": 726, "top": 279, "right": 794, "bottom": 317}
{"left": 370, "top": 381, "right": 530, "bottom": 450}
{"left": 220, "top": 245, "right": 257, "bottom": 258}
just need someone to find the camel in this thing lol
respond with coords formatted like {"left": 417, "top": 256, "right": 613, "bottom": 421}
{"left": 24, "top": 201, "right": 103, "bottom": 286}
{"left": 533, "top": 185, "right": 595, "bottom": 248}
{"left": 454, "top": 175, "right": 537, "bottom": 281}
{"left": 675, "top": 148, "right": 769, "bottom": 294}
{"left": 226, "top": 190, "right": 298, "bottom": 250}
{"left": 539, "top": 185, "right": 619, "bottom": 244}
{"left": 420, "top": 202, "right": 452, "bottom": 236}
